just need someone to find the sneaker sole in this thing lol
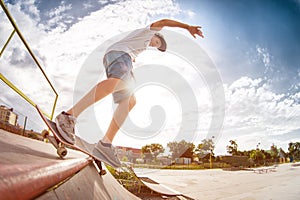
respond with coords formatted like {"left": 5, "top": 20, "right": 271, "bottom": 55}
{"left": 93, "top": 146, "right": 121, "bottom": 168}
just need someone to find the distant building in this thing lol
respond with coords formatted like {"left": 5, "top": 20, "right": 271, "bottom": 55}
{"left": 0, "top": 105, "right": 18, "bottom": 125}
{"left": 279, "top": 148, "right": 286, "bottom": 163}
{"left": 175, "top": 157, "right": 192, "bottom": 165}
{"left": 116, "top": 146, "right": 142, "bottom": 163}
{"left": 0, "top": 105, "right": 43, "bottom": 141}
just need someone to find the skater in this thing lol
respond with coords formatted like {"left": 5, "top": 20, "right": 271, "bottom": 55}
{"left": 55, "top": 19, "right": 204, "bottom": 167}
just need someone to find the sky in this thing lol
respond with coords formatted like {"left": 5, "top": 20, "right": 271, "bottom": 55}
{"left": 0, "top": 0, "right": 299, "bottom": 155}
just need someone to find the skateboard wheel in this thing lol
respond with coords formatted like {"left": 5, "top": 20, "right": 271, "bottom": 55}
{"left": 57, "top": 147, "right": 67, "bottom": 158}
{"left": 99, "top": 170, "right": 106, "bottom": 176}
{"left": 41, "top": 130, "right": 49, "bottom": 138}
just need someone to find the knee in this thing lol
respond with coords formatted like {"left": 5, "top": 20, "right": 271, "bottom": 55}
{"left": 129, "top": 96, "right": 136, "bottom": 110}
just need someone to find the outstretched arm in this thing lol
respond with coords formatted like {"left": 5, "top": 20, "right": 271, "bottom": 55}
{"left": 150, "top": 19, "right": 204, "bottom": 38}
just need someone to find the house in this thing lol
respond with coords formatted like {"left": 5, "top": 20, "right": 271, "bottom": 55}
{"left": 175, "top": 157, "right": 192, "bottom": 165}
{"left": 0, "top": 105, "right": 18, "bottom": 125}
{"left": 116, "top": 146, "right": 142, "bottom": 163}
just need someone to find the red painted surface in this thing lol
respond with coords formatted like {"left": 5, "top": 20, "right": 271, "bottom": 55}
{"left": 0, "top": 158, "right": 91, "bottom": 200}
{"left": 0, "top": 129, "right": 139, "bottom": 200}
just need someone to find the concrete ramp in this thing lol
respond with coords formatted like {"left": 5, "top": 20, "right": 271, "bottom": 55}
{"left": 0, "top": 129, "right": 139, "bottom": 200}
{"left": 138, "top": 177, "right": 182, "bottom": 196}
{"left": 37, "top": 163, "right": 139, "bottom": 200}
{"left": 132, "top": 168, "right": 194, "bottom": 199}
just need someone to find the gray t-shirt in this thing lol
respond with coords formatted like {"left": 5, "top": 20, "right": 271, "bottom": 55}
{"left": 106, "top": 25, "right": 158, "bottom": 59}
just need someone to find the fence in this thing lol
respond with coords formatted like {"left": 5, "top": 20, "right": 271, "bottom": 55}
{"left": 0, "top": 0, "right": 58, "bottom": 119}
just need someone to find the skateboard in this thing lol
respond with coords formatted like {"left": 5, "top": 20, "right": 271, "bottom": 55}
{"left": 36, "top": 106, "right": 121, "bottom": 174}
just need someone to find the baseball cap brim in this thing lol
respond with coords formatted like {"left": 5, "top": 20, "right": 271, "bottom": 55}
{"left": 155, "top": 33, "right": 167, "bottom": 52}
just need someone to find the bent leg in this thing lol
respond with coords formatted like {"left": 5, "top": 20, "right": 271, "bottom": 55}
{"left": 102, "top": 95, "right": 136, "bottom": 143}
{"left": 67, "top": 78, "right": 127, "bottom": 117}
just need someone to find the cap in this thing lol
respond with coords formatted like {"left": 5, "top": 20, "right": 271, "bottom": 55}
{"left": 155, "top": 33, "right": 167, "bottom": 52}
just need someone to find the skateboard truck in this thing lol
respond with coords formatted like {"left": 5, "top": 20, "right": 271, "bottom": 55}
{"left": 42, "top": 130, "right": 68, "bottom": 158}
{"left": 94, "top": 160, "right": 107, "bottom": 176}
{"left": 37, "top": 106, "right": 110, "bottom": 175}
{"left": 41, "top": 129, "right": 106, "bottom": 176}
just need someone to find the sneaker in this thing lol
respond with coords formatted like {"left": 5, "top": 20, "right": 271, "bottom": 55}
{"left": 94, "top": 140, "right": 121, "bottom": 168}
{"left": 55, "top": 111, "right": 76, "bottom": 145}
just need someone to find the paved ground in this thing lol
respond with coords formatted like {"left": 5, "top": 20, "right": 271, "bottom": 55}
{"left": 135, "top": 163, "right": 300, "bottom": 200}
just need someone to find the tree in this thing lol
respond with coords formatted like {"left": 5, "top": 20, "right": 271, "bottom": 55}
{"left": 141, "top": 145, "right": 153, "bottom": 161}
{"left": 195, "top": 139, "right": 215, "bottom": 159}
{"left": 250, "top": 149, "right": 266, "bottom": 164}
{"left": 151, "top": 143, "right": 165, "bottom": 161}
{"left": 262, "top": 150, "right": 272, "bottom": 161}
{"left": 195, "top": 143, "right": 207, "bottom": 159}
{"left": 167, "top": 140, "right": 195, "bottom": 160}
{"left": 141, "top": 143, "right": 165, "bottom": 161}
{"left": 270, "top": 144, "right": 279, "bottom": 161}
{"left": 227, "top": 140, "right": 238, "bottom": 155}
{"left": 288, "top": 142, "right": 300, "bottom": 161}
{"left": 239, "top": 150, "right": 251, "bottom": 157}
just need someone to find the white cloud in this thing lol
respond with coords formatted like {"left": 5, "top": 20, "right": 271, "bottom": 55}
{"left": 186, "top": 10, "right": 196, "bottom": 19}
{"left": 256, "top": 45, "right": 271, "bottom": 71}
{"left": 115, "top": 73, "right": 300, "bottom": 154}
{"left": 45, "top": 2, "right": 73, "bottom": 31}
{"left": 1, "top": 0, "right": 182, "bottom": 128}
{"left": 229, "top": 76, "right": 262, "bottom": 89}
{"left": 35, "top": 0, "right": 181, "bottom": 111}
{"left": 217, "top": 76, "right": 300, "bottom": 154}
{"left": 98, "top": 0, "right": 109, "bottom": 4}
{"left": 2, "top": 0, "right": 299, "bottom": 155}
{"left": 15, "top": 0, "right": 40, "bottom": 21}
{"left": 83, "top": 2, "right": 93, "bottom": 9}
{"left": 47, "top": 2, "right": 72, "bottom": 18}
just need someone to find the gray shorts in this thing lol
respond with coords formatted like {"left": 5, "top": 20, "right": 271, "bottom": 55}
{"left": 103, "top": 51, "right": 134, "bottom": 103}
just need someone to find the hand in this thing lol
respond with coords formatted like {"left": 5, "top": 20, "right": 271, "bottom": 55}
{"left": 188, "top": 26, "right": 204, "bottom": 39}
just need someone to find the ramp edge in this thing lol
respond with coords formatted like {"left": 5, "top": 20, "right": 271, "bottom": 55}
{"left": 0, "top": 157, "right": 92, "bottom": 200}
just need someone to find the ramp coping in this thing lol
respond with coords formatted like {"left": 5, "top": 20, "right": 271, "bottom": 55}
{"left": 0, "top": 157, "right": 92, "bottom": 200}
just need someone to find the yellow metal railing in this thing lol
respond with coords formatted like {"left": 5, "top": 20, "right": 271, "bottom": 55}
{"left": 0, "top": 29, "right": 15, "bottom": 57}
{"left": 0, "top": 0, "right": 58, "bottom": 119}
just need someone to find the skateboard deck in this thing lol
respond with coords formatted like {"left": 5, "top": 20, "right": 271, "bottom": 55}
{"left": 36, "top": 106, "right": 120, "bottom": 169}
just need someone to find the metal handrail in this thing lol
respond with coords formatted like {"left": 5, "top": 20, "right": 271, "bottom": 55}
{"left": 0, "top": 0, "right": 58, "bottom": 119}
{"left": 0, "top": 30, "right": 15, "bottom": 58}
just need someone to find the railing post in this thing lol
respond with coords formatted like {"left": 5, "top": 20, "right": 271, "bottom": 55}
{"left": 0, "top": 29, "right": 15, "bottom": 58}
